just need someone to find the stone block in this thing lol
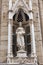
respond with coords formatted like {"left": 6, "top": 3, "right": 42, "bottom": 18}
{"left": 34, "top": 26, "right": 40, "bottom": 32}
{"left": 0, "top": 57, "right": 7, "bottom": 63}
{"left": 1, "top": 35, "right": 8, "bottom": 41}
{"left": 35, "top": 32, "right": 42, "bottom": 41}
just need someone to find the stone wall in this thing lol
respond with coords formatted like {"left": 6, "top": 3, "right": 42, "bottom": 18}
{"left": 0, "top": 0, "right": 43, "bottom": 65}
{"left": 0, "top": 0, "right": 2, "bottom": 62}
{"left": 0, "top": 0, "right": 8, "bottom": 62}
{"left": 32, "top": 0, "right": 43, "bottom": 65}
{"left": 38, "top": 0, "right": 43, "bottom": 44}
{"left": 0, "top": 0, "right": 1, "bottom": 39}
{"left": 0, "top": 0, "right": 2, "bottom": 43}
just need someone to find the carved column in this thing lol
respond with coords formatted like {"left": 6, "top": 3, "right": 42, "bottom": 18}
{"left": 29, "top": 0, "right": 33, "bottom": 20}
{"left": 9, "top": 0, "right": 12, "bottom": 10}
{"left": 7, "top": 21, "right": 13, "bottom": 63}
{"left": 7, "top": 0, "right": 13, "bottom": 63}
{"left": 29, "top": 0, "right": 32, "bottom": 10}
{"left": 31, "top": 23, "right": 38, "bottom": 64}
{"left": 31, "top": 23, "right": 36, "bottom": 57}
{"left": 29, "top": 0, "right": 35, "bottom": 55}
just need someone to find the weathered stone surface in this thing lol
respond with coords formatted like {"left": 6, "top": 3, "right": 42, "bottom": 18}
{"left": 35, "top": 31, "right": 42, "bottom": 41}
{"left": 0, "top": 0, "right": 43, "bottom": 65}
{"left": 0, "top": 63, "right": 35, "bottom": 65}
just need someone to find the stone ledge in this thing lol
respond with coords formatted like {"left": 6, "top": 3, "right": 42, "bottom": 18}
{"left": 0, "top": 63, "right": 35, "bottom": 65}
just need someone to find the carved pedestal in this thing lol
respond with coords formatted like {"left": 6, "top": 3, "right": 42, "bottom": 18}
{"left": 17, "top": 50, "right": 27, "bottom": 57}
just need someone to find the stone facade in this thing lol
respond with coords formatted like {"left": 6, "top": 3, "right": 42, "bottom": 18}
{"left": 0, "top": 0, "right": 43, "bottom": 65}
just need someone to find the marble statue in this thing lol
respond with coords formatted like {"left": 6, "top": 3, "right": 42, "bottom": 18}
{"left": 16, "top": 22, "right": 25, "bottom": 51}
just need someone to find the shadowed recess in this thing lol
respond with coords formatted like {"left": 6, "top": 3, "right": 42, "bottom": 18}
{"left": 13, "top": 8, "right": 29, "bottom": 22}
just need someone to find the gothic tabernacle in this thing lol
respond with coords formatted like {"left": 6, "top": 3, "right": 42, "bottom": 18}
{"left": 0, "top": 0, "right": 43, "bottom": 65}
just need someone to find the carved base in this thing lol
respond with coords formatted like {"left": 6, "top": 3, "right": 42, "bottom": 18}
{"left": 7, "top": 56, "right": 38, "bottom": 65}
{"left": 17, "top": 50, "right": 27, "bottom": 57}
{"left": 10, "top": 57, "right": 34, "bottom": 64}
{"left": 7, "top": 52, "right": 38, "bottom": 65}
